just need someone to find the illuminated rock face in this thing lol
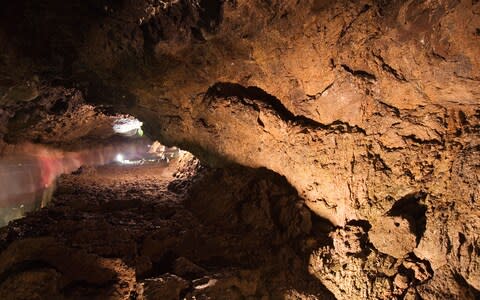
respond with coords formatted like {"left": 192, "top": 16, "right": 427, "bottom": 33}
{"left": 0, "top": 0, "right": 479, "bottom": 299}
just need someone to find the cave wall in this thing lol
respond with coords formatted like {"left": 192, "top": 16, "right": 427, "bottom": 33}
{"left": 0, "top": 0, "right": 479, "bottom": 298}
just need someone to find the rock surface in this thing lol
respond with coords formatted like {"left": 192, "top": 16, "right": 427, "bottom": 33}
{"left": 369, "top": 215, "right": 417, "bottom": 259}
{"left": 0, "top": 0, "right": 478, "bottom": 299}
{"left": 0, "top": 157, "right": 335, "bottom": 299}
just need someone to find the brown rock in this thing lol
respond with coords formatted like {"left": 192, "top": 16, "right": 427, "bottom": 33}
{"left": 393, "top": 273, "right": 409, "bottom": 290}
{"left": 403, "top": 259, "right": 433, "bottom": 283}
{"left": 416, "top": 266, "right": 478, "bottom": 300}
{"left": 0, "top": 237, "right": 136, "bottom": 299}
{"left": 0, "top": 268, "right": 63, "bottom": 300}
{"left": 173, "top": 257, "right": 207, "bottom": 279}
{"left": 188, "top": 271, "right": 260, "bottom": 299}
{"left": 141, "top": 274, "right": 189, "bottom": 300}
{"left": 309, "top": 242, "right": 398, "bottom": 300}
{"left": 0, "top": 1, "right": 479, "bottom": 299}
{"left": 369, "top": 216, "right": 417, "bottom": 259}
{"left": 330, "top": 225, "right": 365, "bottom": 257}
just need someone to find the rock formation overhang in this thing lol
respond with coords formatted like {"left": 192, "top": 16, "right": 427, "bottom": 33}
{"left": 0, "top": 0, "right": 479, "bottom": 299}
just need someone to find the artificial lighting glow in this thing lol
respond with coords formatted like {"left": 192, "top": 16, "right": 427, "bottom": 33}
{"left": 115, "top": 153, "right": 124, "bottom": 163}
{"left": 112, "top": 118, "right": 143, "bottom": 135}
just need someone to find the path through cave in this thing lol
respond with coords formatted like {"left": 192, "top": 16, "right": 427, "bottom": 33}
{"left": 0, "top": 0, "right": 479, "bottom": 299}
{"left": 0, "top": 150, "right": 336, "bottom": 299}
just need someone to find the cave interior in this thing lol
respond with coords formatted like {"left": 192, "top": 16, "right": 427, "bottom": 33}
{"left": 0, "top": 0, "right": 479, "bottom": 299}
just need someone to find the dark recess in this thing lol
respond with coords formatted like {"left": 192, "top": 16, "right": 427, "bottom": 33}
{"left": 341, "top": 64, "right": 377, "bottom": 81}
{"left": 388, "top": 192, "right": 427, "bottom": 244}
{"left": 346, "top": 219, "right": 372, "bottom": 232}
{"left": 206, "top": 82, "right": 367, "bottom": 134}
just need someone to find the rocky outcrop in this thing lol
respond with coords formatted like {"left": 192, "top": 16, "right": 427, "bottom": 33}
{"left": 309, "top": 225, "right": 434, "bottom": 299}
{"left": 0, "top": 83, "right": 136, "bottom": 152}
{"left": 0, "top": 0, "right": 479, "bottom": 298}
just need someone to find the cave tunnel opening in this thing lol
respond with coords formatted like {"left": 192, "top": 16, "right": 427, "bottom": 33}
{"left": 0, "top": 112, "right": 194, "bottom": 226}
{"left": 1, "top": 0, "right": 480, "bottom": 299}
{"left": 0, "top": 93, "right": 336, "bottom": 299}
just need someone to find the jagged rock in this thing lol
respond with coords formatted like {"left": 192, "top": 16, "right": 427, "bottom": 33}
{"left": 393, "top": 273, "right": 409, "bottom": 290}
{"left": 402, "top": 258, "right": 433, "bottom": 283}
{"left": 309, "top": 224, "right": 439, "bottom": 300}
{"left": 0, "top": 237, "right": 136, "bottom": 299}
{"left": 283, "top": 289, "right": 323, "bottom": 300}
{"left": 0, "top": 0, "right": 478, "bottom": 299}
{"left": 309, "top": 243, "right": 398, "bottom": 300}
{"left": 416, "top": 266, "right": 479, "bottom": 300}
{"left": 309, "top": 225, "right": 398, "bottom": 299}
{"left": 330, "top": 225, "right": 366, "bottom": 257}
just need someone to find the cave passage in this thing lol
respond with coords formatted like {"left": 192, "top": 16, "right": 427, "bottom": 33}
{"left": 0, "top": 100, "right": 332, "bottom": 298}
{"left": 0, "top": 0, "right": 479, "bottom": 299}
{"left": 0, "top": 132, "right": 334, "bottom": 299}
{"left": 0, "top": 133, "right": 187, "bottom": 226}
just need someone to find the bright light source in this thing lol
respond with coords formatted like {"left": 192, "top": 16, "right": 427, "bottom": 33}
{"left": 112, "top": 118, "right": 143, "bottom": 135}
{"left": 115, "top": 153, "right": 124, "bottom": 163}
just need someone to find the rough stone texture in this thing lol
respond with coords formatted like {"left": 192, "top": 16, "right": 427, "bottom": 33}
{"left": 416, "top": 265, "right": 479, "bottom": 300}
{"left": 369, "top": 215, "right": 416, "bottom": 259}
{"left": 0, "top": 237, "right": 136, "bottom": 300}
{"left": 309, "top": 225, "right": 434, "bottom": 299}
{"left": 0, "top": 0, "right": 479, "bottom": 299}
{"left": 0, "top": 84, "right": 136, "bottom": 152}
{"left": 0, "top": 157, "right": 335, "bottom": 299}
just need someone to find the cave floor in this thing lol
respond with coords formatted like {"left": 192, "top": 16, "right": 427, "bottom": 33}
{"left": 0, "top": 155, "right": 333, "bottom": 299}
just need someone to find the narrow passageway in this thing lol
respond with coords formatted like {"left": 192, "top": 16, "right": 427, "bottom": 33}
{"left": 0, "top": 0, "right": 479, "bottom": 298}
{"left": 0, "top": 152, "right": 333, "bottom": 299}
{"left": 0, "top": 140, "right": 152, "bottom": 226}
